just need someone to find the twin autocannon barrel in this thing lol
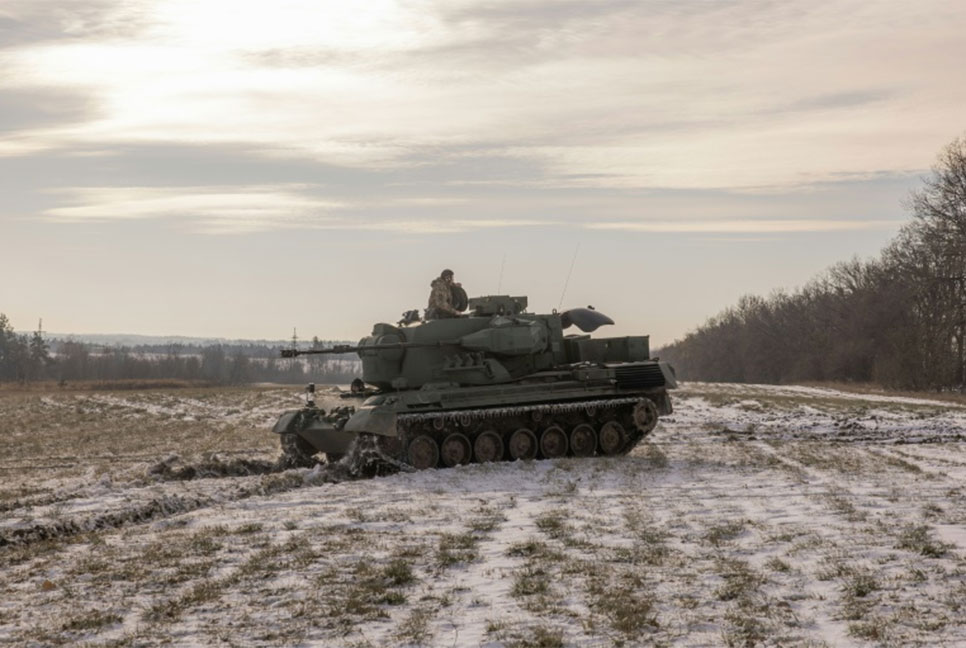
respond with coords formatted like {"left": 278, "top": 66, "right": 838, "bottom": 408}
{"left": 280, "top": 340, "right": 460, "bottom": 358}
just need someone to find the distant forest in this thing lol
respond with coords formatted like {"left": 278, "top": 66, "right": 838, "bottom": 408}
{"left": 660, "top": 134, "right": 966, "bottom": 391}
{"left": 0, "top": 319, "right": 360, "bottom": 386}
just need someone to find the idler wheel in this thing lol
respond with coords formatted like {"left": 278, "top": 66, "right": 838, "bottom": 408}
{"left": 539, "top": 425, "right": 569, "bottom": 458}
{"left": 632, "top": 399, "right": 659, "bottom": 434}
{"left": 474, "top": 430, "right": 504, "bottom": 463}
{"left": 569, "top": 423, "right": 597, "bottom": 457}
{"left": 598, "top": 421, "right": 627, "bottom": 455}
{"left": 508, "top": 428, "right": 538, "bottom": 460}
{"left": 440, "top": 433, "right": 472, "bottom": 467}
{"left": 408, "top": 434, "right": 440, "bottom": 470}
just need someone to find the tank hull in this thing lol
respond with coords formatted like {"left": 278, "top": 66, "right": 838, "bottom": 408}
{"left": 273, "top": 359, "right": 675, "bottom": 468}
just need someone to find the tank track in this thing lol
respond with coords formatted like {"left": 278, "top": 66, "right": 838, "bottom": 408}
{"left": 360, "top": 395, "right": 660, "bottom": 472}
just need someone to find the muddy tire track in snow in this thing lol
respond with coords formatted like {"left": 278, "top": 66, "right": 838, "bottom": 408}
{"left": 0, "top": 492, "right": 226, "bottom": 548}
{"left": 0, "top": 449, "right": 267, "bottom": 472}
{"left": 0, "top": 458, "right": 361, "bottom": 550}
{"left": 0, "top": 454, "right": 291, "bottom": 518}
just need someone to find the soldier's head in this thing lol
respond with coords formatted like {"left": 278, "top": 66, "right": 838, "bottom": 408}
{"left": 441, "top": 268, "right": 454, "bottom": 284}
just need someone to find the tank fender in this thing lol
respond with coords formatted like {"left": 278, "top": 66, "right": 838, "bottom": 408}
{"left": 658, "top": 361, "right": 678, "bottom": 389}
{"left": 343, "top": 405, "right": 398, "bottom": 437}
{"left": 272, "top": 410, "right": 302, "bottom": 434}
{"left": 298, "top": 419, "right": 356, "bottom": 454}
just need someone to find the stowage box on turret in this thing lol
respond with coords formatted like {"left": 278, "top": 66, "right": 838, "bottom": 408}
{"left": 272, "top": 294, "right": 676, "bottom": 470}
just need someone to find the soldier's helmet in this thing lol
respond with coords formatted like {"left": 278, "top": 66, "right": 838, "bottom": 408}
{"left": 441, "top": 268, "right": 454, "bottom": 279}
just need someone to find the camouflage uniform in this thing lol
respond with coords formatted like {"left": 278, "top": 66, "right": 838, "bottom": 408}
{"left": 426, "top": 275, "right": 461, "bottom": 319}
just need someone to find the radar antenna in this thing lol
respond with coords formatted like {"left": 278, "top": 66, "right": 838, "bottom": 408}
{"left": 557, "top": 243, "right": 580, "bottom": 311}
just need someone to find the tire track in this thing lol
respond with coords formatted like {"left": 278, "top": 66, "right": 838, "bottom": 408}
{"left": 0, "top": 460, "right": 360, "bottom": 550}
{"left": 0, "top": 455, "right": 289, "bottom": 517}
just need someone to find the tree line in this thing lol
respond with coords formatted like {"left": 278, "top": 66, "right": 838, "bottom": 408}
{"left": 659, "top": 134, "right": 966, "bottom": 391}
{"left": 0, "top": 319, "right": 360, "bottom": 386}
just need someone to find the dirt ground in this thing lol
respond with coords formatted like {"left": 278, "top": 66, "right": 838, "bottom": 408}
{"left": 1, "top": 382, "right": 966, "bottom": 647}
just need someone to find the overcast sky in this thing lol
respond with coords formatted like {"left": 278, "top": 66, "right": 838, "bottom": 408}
{"left": 2, "top": 0, "right": 965, "bottom": 345}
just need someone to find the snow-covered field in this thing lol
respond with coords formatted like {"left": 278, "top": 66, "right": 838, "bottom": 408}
{"left": 2, "top": 383, "right": 966, "bottom": 647}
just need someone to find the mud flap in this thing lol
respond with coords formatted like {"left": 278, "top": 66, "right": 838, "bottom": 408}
{"left": 657, "top": 392, "right": 673, "bottom": 416}
{"left": 344, "top": 406, "right": 398, "bottom": 437}
{"left": 658, "top": 361, "right": 678, "bottom": 390}
{"left": 272, "top": 411, "right": 301, "bottom": 434}
{"left": 299, "top": 426, "right": 356, "bottom": 455}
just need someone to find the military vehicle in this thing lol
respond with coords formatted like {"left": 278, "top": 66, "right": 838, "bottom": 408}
{"left": 272, "top": 294, "right": 676, "bottom": 471}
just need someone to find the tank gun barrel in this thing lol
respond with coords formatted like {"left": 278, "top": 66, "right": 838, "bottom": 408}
{"left": 281, "top": 340, "right": 460, "bottom": 358}
{"left": 281, "top": 344, "right": 358, "bottom": 358}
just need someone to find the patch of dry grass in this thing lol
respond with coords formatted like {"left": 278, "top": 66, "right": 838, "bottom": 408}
{"left": 895, "top": 524, "right": 950, "bottom": 557}
{"left": 0, "top": 386, "right": 305, "bottom": 491}
{"left": 489, "top": 624, "right": 565, "bottom": 648}
{"left": 587, "top": 571, "right": 659, "bottom": 637}
{"left": 436, "top": 531, "right": 478, "bottom": 567}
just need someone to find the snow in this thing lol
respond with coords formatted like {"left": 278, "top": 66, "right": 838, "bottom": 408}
{"left": 1, "top": 382, "right": 965, "bottom": 646}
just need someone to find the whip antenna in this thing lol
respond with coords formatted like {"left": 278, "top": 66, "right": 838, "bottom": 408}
{"left": 497, "top": 253, "right": 506, "bottom": 293}
{"left": 558, "top": 243, "right": 580, "bottom": 311}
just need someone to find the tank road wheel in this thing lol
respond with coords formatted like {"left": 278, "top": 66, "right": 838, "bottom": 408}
{"left": 441, "top": 433, "right": 472, "bottom": 467}
{"left": 408, "top": 435, "right": 440, "bottom": 470}
{"left": 632, "top": 399, "right": 659, "bottom": 434}
{"left": 569, "top": 423, "right": 597, "bottom": 457}
{"left": 508, "top": 428, "right": 538, "bottom": 461}
{"left": 539, "top": 425, "right": 569, "bottom": 459}
{"left": 598, "top": 421, "right": 627, "bottom": 455}
{"left": 474, "top": 430, "right": 504, "bottom": 463}
{"left": 280, "top": 433, "right": 318, "bottom": 468}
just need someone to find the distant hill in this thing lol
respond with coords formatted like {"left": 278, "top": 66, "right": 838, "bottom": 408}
{"left": 26, "top": 332, "right": 345, "bottom": 348}
{"left": 28, "top": 331, "right": 292, "bottom": 346}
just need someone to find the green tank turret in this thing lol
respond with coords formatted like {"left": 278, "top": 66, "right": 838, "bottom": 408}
{"left": 272, "top": 294, "right": 676, "bottom": 470}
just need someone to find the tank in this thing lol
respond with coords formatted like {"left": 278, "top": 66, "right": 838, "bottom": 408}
{"left": 271, "top": 294, "right": 676, "bottom": 471}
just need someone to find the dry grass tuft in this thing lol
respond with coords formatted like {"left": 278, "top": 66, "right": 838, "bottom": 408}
{"left": 704, "top": 520, "right": 747, "bottom": 547}
{"left": 896, "top": 524, "right": 950, "bottom": 557}
{"left": 436, "top": 531, "right": 478, "bottom": 567}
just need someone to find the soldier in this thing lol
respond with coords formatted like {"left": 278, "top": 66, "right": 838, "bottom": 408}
{"left": 426, "top": 269, "right": 463, "bottom": 319}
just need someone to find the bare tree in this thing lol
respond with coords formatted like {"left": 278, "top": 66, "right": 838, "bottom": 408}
{"left": 661, "top": 134, "right": 966, "bottom": 391}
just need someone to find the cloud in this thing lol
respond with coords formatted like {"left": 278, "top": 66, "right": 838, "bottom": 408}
{"left": 0, "top": 87, "right": 98, "bottom": 132}
{"left": 344, "top": 218, "right": 548, "bottom": 234}
{"left": 43, "top": 186, "right": 344, "bottom": 234}
{"left": 783, "top": 90, "right": 895, "bottom": 114}
{"left": 38, "top": 182, "right": 901, "bottom": 236}
{"left": 587, "top": 219, "right": 902, "bottom": 234}
{"left": 39, "top": 185, "right": 551, "bottom": 234}
{"left": 0, "top": 0, "right": 148, "bottom": 49}
{"left": 2, "top": 0, "right": 964, "bottom": 191}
